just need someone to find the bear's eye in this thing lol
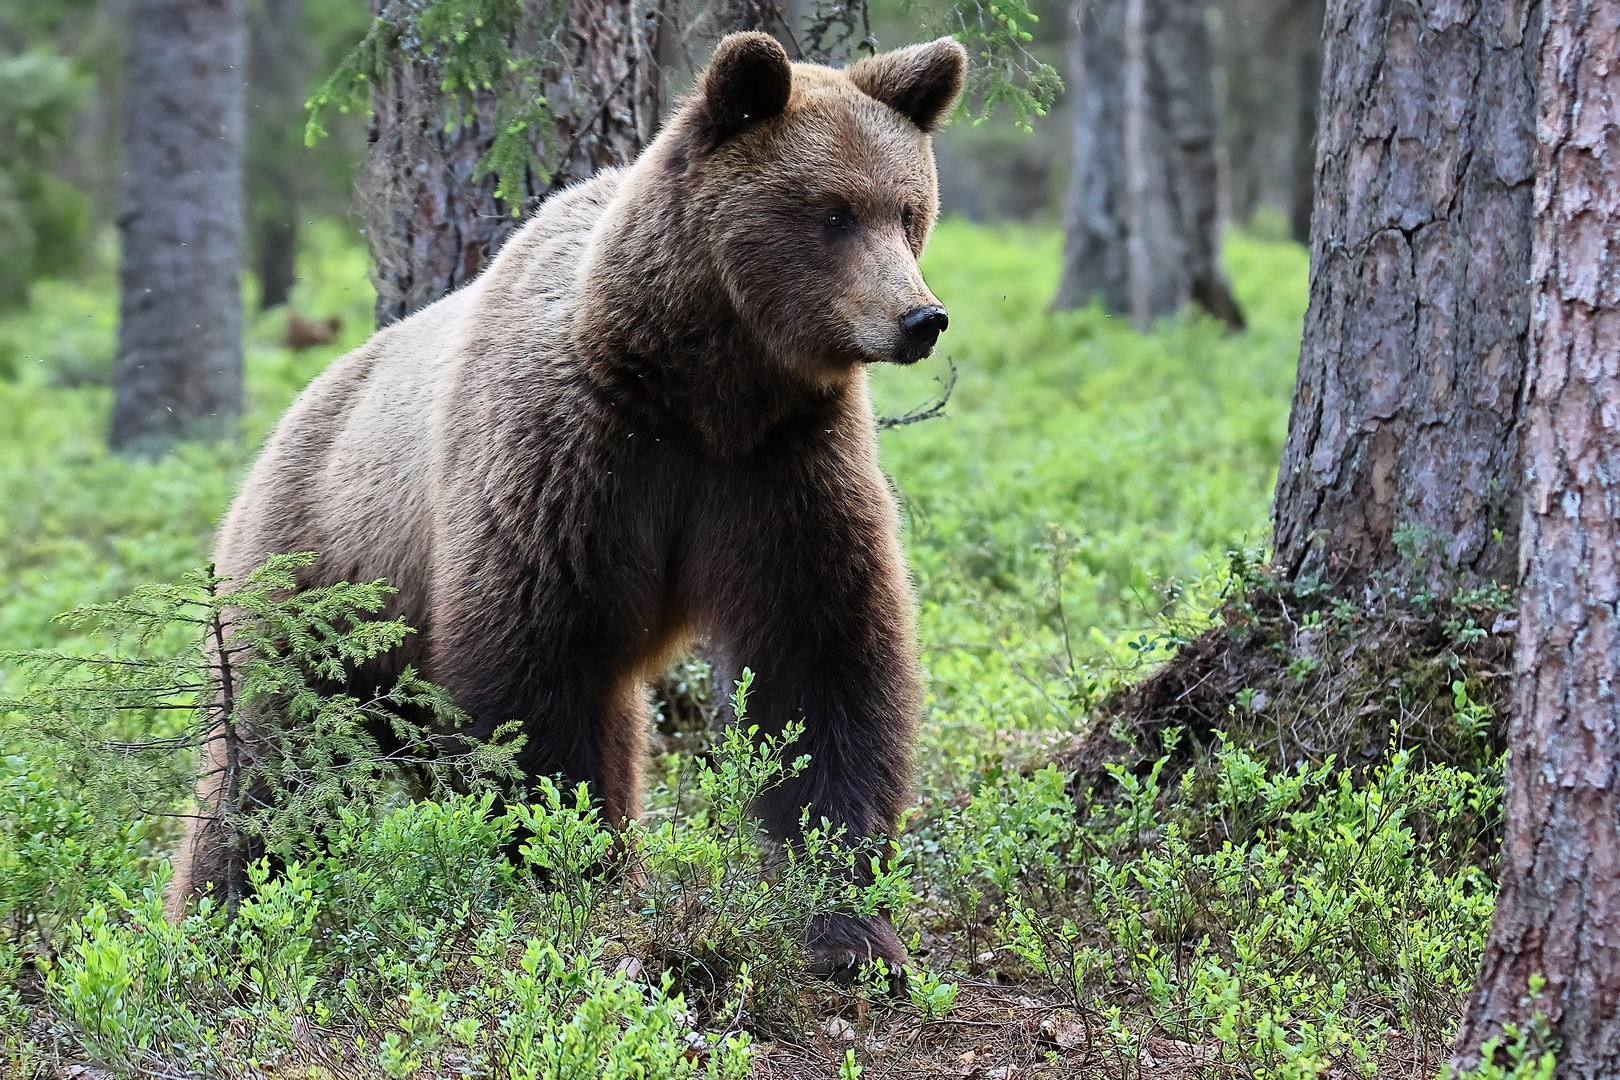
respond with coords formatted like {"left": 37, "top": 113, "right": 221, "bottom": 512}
{"left": 823, "top": 210, "right": 853, "bottom": 232}
{"left": 902, "top": 207, "right": 916, "bottom": 233}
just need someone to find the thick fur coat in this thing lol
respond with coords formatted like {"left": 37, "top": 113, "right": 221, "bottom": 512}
{"left": 171, "top": 32, "right": 966, "bottom": 971}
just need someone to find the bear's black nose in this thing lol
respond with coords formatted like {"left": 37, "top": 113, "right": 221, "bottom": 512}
{"left": 890, "top": 305, "right": 949, "bottom": 363}
{"left": 899, "top": 305, "right": 949, "bottom": 343}
{"left": 900, "top": 304, "right": 946, "bottom": 362}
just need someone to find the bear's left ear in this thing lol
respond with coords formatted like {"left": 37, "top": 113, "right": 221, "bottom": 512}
{"left": 848, "top": 38, "right": 967, "bottom": 134}
{"left": 693, "top": 32, "right": 794, "bottom": 152}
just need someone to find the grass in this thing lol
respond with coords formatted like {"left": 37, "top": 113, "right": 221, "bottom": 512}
{"left": 0, "top": 219, "right": 1513, "bottom": 1079}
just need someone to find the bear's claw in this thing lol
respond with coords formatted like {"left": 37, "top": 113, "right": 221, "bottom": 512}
{"left": 807, "top": 913, "right": 909, "bottom": 991}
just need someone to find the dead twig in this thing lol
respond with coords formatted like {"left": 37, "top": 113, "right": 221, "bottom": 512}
{"left": 876, "top": 359, "right": 958, "bottom": 432}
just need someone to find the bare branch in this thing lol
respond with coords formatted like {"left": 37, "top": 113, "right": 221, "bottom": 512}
{"left": 875, "top": 359, "right": 958, "bottom": 433}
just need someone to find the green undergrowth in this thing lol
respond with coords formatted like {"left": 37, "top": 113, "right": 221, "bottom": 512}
{"left": 2, "top": 561, "right": 1508, "bottom": 1078}
{"left": 7, "top": 602, "right": 883, "bottom": 1077}
{"left": 0, "top": 219, "right": 1511, "bottom": 1078}
{"left": 0, "top": 563, "right": 910, "bottom": 1075}
{"left": 0, "top": 220, "right": 374, "bottom": 673}
{"left": 909, "top": 741, "right": 1500, "bottom": 1077}
{"left": 893, "top": 550, "right": 1514, "bottom": 1078}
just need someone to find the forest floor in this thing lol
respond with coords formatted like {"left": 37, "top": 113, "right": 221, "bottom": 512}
{"left": 0, "top": 220, "right": 1512, "bottom": 1079}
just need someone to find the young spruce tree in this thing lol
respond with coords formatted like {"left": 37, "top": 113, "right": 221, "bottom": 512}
{"left": 2, "top": 552, "right": 515, "bottom": 917}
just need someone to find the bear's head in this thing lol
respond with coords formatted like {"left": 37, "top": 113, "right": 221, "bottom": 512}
{"left": 668, "top": 32, "right": 966, "bottom": 374}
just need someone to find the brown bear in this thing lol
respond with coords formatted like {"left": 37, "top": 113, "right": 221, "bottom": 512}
{"left": 170, "top": 31, "right": 966, "bottom": 973}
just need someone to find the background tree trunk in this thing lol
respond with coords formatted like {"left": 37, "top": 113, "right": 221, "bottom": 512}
{"left": 246, "top": 0, "right": 309, "bottom": 310}
{"left": 1268, "top": 0, "right": 1538, "bottom": 592}
{"left": 1288, "top": 15, "right": 1322, "bottom": 244}
{"left": 1054, "top": 0, "right": 1243, "bottom": 330}
{"left": 110, "top": 0, "right": 246, "bottom": 452}
{"left": 362, "top": 0, "right": 663, "bottom": 328}
{"left": 1453, "top": 5, "right": 1620, "bottom": 1074}
{"left": 1213, "top": 0, "right": 1323, "bottom": 243}
{"left": 713, "top": 0, "right": 778, "bottom": 34}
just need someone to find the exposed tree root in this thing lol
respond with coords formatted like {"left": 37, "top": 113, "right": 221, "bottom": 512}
{"left": 1056, "top": 574, "right": 1515, "bottom": 800}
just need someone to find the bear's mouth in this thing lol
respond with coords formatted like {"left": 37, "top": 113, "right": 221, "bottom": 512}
{"left": 885, "top": 340, "right": 937, "bottom": 365}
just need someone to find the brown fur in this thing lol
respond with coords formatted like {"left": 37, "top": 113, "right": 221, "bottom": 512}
{"left": 282, "top": 312, "right": 342, "bottom": 350}
{"left": 170, "top": 33, "right": 966, "bottom": 970}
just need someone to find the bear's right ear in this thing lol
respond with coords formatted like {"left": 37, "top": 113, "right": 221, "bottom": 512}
{"left": 848, "top": 38, "right": 966, "bottom": 134}
{"left": 692, "top": 32, "right": 793, "bottom": 153}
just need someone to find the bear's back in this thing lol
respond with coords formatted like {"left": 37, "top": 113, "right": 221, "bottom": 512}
{"left": 216, "top": 169, "right": 627, "bottom": 601}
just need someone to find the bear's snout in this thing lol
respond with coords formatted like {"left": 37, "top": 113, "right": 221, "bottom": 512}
{"left": 893, "top": 304, "right": 949, "bottom": 363}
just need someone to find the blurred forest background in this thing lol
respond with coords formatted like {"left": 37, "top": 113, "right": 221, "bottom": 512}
{"left": 5, "top": 0, "right": 1586, "bottom": 1076}
{"left": 0, "top": 0, "right": 1320, "bottom": 330}
{"left": 0, "top": 0, "right": 368, "bottom": 318}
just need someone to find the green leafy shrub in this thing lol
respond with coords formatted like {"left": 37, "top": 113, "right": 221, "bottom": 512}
{"left": 633, "top": 677, "right": 914, "bottom": 1026}
{"left": 0, "top": 757, "right": 151, "bottom": 947}
{"left": 0, "top": 934, "right": 31, "bottom": 1067}
{"left": 0, "top": 561, "right": 900, "bottom": 1073}
{"left": 908, "top": 739, "right": 1500, "bottom": 1077}
{"left": 38, "top": 671, "right": 919, "bottom": 1076}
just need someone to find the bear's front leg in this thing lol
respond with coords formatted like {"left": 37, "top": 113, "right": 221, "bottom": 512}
{"left": 696, "top": 455, "right": 923, "bottom": 978}
{"left": 424, "top": 506, "right": 685, "bottom": 833}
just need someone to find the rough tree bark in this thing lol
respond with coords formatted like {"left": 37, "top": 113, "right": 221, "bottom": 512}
{"left": 1214, "top": 0, "right": 1324, "bottom": 243}
{"left": 1453, "top": 5, "right": 1620, "bottom": 1074}
{"left": 1055, "top": 0, "right": 1243, "bottom": 330}
{"left": 1269, "top": 0, "right": 1539, "bottom": 592}
{"left": 246, "top": 0, "right": 309, "bottom": 310}
{"left": 363, "top": 0, "right": 663, "bottom": 327}
{"left": 110, "top": 0, "right": 246, "bottom": 452}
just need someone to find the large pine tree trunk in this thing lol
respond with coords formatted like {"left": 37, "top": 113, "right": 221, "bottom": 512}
{"left": 363, "top": 0, "right": 662, "bottom": 328}
{"left": 1453, "top": 5, "right": 1620, "bottom": 1074}
{"left": 246, "top": 0, "right": 308, "bottom": 311}
{"left": 1055, "top": 0, "right": 1242, "bottom": 330}
{"left": 1269, "top": 0, "right": 1538, "bottom": 592}
{"left": 109, "top": 0, "right": 246, "bottom": 452}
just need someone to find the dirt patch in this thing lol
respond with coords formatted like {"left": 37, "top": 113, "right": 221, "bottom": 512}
{"left": 750, "top": 982, "right": 1446, "bottom": 1079}
{"left": 751, "top": 984, "right": 1177, "bottom": 1080}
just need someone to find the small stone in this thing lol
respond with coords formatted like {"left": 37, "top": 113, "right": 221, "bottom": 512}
{"left": 1039, "top": 1014, "right": 1088, "bottom": 1050}
{"left": 823, "top": 1016, "right": 857, "bottom": 1042}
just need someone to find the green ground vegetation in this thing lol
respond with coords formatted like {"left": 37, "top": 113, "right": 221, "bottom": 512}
{"left": 0, "top": 221, "right": 1525, "bottom": 1078}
